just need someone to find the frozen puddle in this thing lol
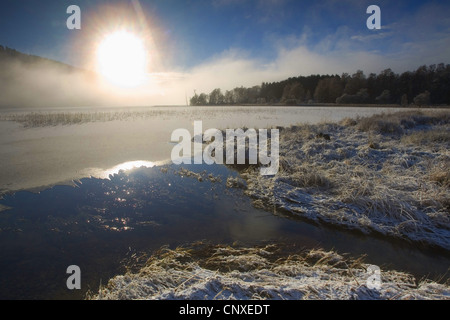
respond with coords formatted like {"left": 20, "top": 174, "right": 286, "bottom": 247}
{"left": 0, "top": 163, "right": 448, "bottom": 299}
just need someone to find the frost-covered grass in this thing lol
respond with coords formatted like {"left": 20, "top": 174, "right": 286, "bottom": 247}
{"left": 88, "top": 243, "right": 449, "bottom": 300}
{"left": 233, "top": 110, "right": 450, "bottom": 250}
{"left": 355, "top": 110, "right": 450, "bottom": 134}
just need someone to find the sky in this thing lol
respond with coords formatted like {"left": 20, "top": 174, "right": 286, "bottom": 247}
{"left": 1, "top": 0, "right": 450, "bottom": 105}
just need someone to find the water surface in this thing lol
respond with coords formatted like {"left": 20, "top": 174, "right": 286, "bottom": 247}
{"left": 0, "top": 163, "right": 448, "bottom": 300}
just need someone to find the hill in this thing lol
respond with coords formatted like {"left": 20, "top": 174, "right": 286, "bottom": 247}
{"left": 0, "top": 46, "right": 100, "bottom": 108}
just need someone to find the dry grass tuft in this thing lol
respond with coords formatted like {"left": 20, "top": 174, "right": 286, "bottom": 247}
{"left": 88, "top": 242, "right": 450, "bottom": 300}
{"left": 402, "top": 129, "right": 450, "bottom": 145}
{"left": 340, "top": 117, "right": 358, "bottom": 127}
{"left": 356, "top": 110, "right": 450, "bottom": 135}
{"left": 429, "top": 162, "right": 450, "bottom": 188}
{"left": 357, "top": 115, "right": 403, "bottom": 135}
{"left": 284, "top": 166, "right": 332, "bottom": 190}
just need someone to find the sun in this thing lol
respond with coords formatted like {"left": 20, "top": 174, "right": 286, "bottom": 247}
{"left": 96, "top": 31, "right": 148, "bottom": 88}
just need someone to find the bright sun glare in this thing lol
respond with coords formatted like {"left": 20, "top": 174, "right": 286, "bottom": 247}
{"left": 97, "top": 31, "right": 148, "bottom": 88}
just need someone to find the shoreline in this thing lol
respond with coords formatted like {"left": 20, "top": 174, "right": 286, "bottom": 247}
{"left": 231, "top": 109, "right": 450, "bottom": 250}
{"left": 1, "top": 108, "right": 448, "bottom": 248}
{"left": 183, "top": 103, "right": 450, "bottom": 109}
{"left": 0, "top": 107, "right": 448, "bottom": 300}
{"left": 1, "top": 105, "right": 437, "bottom": 198}
{"left": 87, "top": 109, "right": 449, "bottom": 300}
{"left": 1, "top": 104, "right": 449, "bottom": 117}
{"left": 2, "top": 163, "right": 448, "bottom": 300}
{"left": 89, "top": 242, "right": 450, "bottom": 300}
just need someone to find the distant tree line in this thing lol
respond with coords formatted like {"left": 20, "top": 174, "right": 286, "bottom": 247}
{"left": 190, "top": 64, "right": 450, "bottom": 106}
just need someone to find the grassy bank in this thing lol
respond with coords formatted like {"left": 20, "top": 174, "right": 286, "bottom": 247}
{"left": 89, "top": 242, "right": 449, "bottom": 300}
{"left": 233, "top": 110, "right": 450, "bottom": 250}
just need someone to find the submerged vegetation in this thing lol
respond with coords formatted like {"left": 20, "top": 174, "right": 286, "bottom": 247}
{"left": 0, "top": 110, "right": 170, "bottom": 127}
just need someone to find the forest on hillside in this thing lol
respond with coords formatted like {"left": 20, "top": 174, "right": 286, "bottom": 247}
{"left": 190, "top": 64, "right": 450, "bottom": 107}
{"left": 0, "top": 45, "right": 99, "bottom": 108}
{"left": 0, "top": 45, "right": 79, "bottom": 72}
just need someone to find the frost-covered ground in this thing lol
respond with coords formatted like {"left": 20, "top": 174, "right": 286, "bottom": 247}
{"left": 89, "top": 243, "right": 449, "bottom": 300}
{"left": 234, "top": 110, "right": 450, "bottom": 250}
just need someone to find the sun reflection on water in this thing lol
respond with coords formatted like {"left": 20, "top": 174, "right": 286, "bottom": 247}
{"left": 88, "top": 160, "right": 171, "bottom": 180}
{"left": 107, "top": 161, "right": 156, "bottom": 174}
